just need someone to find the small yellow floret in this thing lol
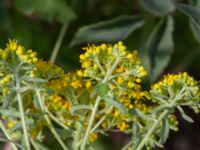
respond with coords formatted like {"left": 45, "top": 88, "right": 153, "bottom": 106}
{"left": 7, "top": 121, "right": 14, "bottom": 129}
{"left": 89, "top": 133, "right": 98, "bottom": 142}
{"left": 101, "top": 44, "right": 107, "bottom": 50}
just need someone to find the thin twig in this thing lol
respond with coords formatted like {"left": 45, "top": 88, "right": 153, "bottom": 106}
{"left": 50, "top": 23, "right": 68, "bottom": 63}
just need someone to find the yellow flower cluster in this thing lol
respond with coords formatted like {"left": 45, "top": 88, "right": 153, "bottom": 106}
{"left": 45, "top": 94, "right": 79, "bottom": 126}
{"left": 150, "top": 72, "right": 200, "bottom": 107}
{"left": 47, "top": 95, "right": 71, "bottom": 110}
{"left": 3, "top": 40, "right": 198, "bottom": 148}
{"left": 79, "top": 42, "right": 147, "bottom": 79}
{"left": 34, "top": 60, "right": 64, "bottom": 79}
{"left": 152, "top": 72, "right": 197, "bottom": 90}
{"left": 78, "top": 42, "right": 151, "bottom": 133}
{"left": 4, "top": 39, "right": 38, "bottom": 63}
{"left": 0, "top": 74, "right": 13, "bottom": 86}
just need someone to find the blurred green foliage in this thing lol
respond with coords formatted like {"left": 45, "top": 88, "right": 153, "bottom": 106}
{"left": 1, "top": 0, "right": 200, "bottom": 149}
{"left": 0, "top": 0, "right": 200, "bottom": 82}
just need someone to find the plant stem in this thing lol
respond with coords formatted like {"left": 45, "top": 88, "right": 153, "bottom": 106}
{"left": 36, "top": 89, "right": 69, "bottom": 150}
{"left": 80, "top": 96, "right": 101, "bottom": 150}
{"left": 30, "top": 138, "right": 40, "bottom": 150}
{"left": 135, "top": 110, "right": 168, "bottom": 150}
{"left": 80, "top": 56, "right": 120, "bottom": 150}
{"left": 50, "top": 23, "right": 68, "bottom": 63}
{"left": 121, "top": 140, "right": 132, "bottom": 150}
{"left": 90, "top": 106, "right": 113, "bottom": 133}
{"left": 0, "top": 121, "right": 18, "bottom": 150}
{"left": 74, "top": 123, "right": 82, "bottom": 150}
{"left": 43, "top": 104, "right": 71, "bottom": 131}
{"left": 15, "top": 72, "right": 31, "bottom": 150}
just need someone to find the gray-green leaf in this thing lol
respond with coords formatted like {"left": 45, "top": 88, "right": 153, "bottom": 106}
{"left": 90, "top": 83, "right": 109, "bottom": 98}
{"left": 177, "top": 4, "right": 200, "bottom": 43}
{"left": 138, "top": 0, "right": 175, "bottom": 16}
{"left": 182, "top": 113, "right": 194, "bottom": 123}
{"left": 71, "top": 15, "right": 145, "bottom": 45}
{"left": 159, "top": 118, "right": 170, "bottom": 144}
{"left": 143, "top": 16, "right": 174, "bottom": 82}
{"left": 104, "top": 97, "right": 127, "bottom": 114}
{"left": 70, "top": 104, "right": 91, "bottom": 115}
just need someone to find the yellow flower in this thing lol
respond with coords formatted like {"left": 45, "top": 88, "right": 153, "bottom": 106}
{"left": 118, "top": 121, "right": 129, "bottom": 131}
{"left": 7, "top": 39, "right": 17, "bottom": 51}
{"left": 89, "top": 133, "right": 98, "bottom": 142}
{"left": 117, "top": 77, "right": 124, "bottom": 84}
{"left": 7, "top": 121, "right": 14, "bottom": 129}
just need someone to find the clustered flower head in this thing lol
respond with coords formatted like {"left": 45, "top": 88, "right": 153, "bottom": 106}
{"left": 76, "top": 42, "right": 151, "bottom": 134}
{"left": 0, "top": 39, "right": 39, "bottom": 98}
{"left": 150, "top": 72, "right": 200, "bottom": 112}
{"left": 0, "top": 39, "right": 38, "bottom": 64}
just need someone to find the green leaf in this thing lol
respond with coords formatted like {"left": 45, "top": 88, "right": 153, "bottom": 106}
{"left": 104, "top": 97, "right": 127, "bottom": 114}
{"left": 159, "top": 118, "right": 170, "bottom": 144}
{"left": 14, "top": 0, "right": 76, "bottom": 24}
{"left": 23, "top": 77, "right": 47, "bottom": 83}
{"left": 138, "top": 0, "right": 175, "bottom": 16}
{"left": 182, "top": 113, "right": 194, "bottom": 123}
{"left": 143, "top": 16, "right": 174, "bottom": 82}
{"left": 71, "top": 104, "right": 91, "bottom": 114}
{"left": 31, "top": 139, "right": 50, "bottom": 150}
{"left": 56, "top": 128, "right": 73, "bottom": 139}
{"left": 189, "top": 21, "right": 200, "bottom": 43}
{"left": 130, "top": 109, "right": 153, "bottom": 121}
{"left": 91, "top": 83, "right": 109, "bottom": 98}
{"left": 178, "top": 106, "right": 194, "bottom": 123}
{"left": 71, "top": 15, "right": 145, "bottom": 45}
{"left": 177, "top": 4, "right": 200, "bottom": 43}
{"left": 189, "top": 0, "right": 200, "bottom": 7}
{"left": 131, "top": 123, "right": 141, "bottom": 149}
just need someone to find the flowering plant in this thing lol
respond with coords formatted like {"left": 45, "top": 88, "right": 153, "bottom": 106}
{"left": 0, "top": 39, "right": 199, "bottom": 150}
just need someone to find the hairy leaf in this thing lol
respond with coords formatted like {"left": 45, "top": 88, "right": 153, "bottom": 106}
{"left": 160, "top": 118, "right": 170, "bottom": 144}
{"left": 91, "top": 83, "right": 109, "bottom": 98}
{"left": 31, "top": 139, "right": 50, "bottom": 150}
{"left": 56, "top": 128, "right": 73, "bottom": 139}
{"left": 104, "top": 97, "right": 127, "bottom": 114}
{"left": 71, "top": 15, "right": 145, "bottom": 45}
{"left": 71, "top": 104, "right": 91, "bottom": 114}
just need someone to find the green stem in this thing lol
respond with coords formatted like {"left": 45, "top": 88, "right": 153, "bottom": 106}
{"left": 80, "top": 56, "right": 120, "bottom": 150}
{"left": 0, "top": 121, "right": 18, "bottom": 150}
{"left": 90, "top": 106, "right": 113, "bottom": 133}
{"left": 135, "top": 110, "right": 168, "bottom": 150}
{"left": 73, "top": 123, "right": 82, "bottom": 150}
{"left": 80, "top": 96, "right": 101, "bottom": 150}
{"left": 30, "top": 138, "right": 40, "bottom": 150}
{"left": 15, "top": 72, "right": 31, "bottom": 150}
{"left": 135, "top": 88, "right": 185, "bottom": 150}
{"left": 36, "top": 89, "right": 69, "bottom": 150}
{"left": 121, "top": 140, "right": 132, "bottom": 150}
{"left": 43, "top": 105, "right": 71, "bottom": 131}
{"left": 50, "top": 23, "right": 68, "bottom": 63}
